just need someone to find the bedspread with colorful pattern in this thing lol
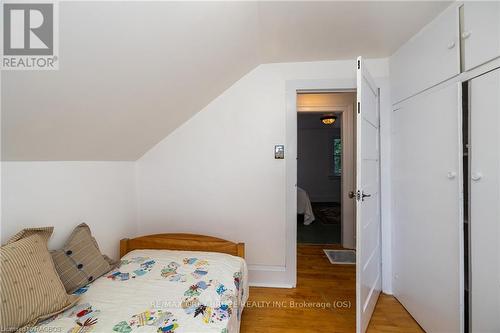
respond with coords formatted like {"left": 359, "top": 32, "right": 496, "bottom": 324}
{"left": 30, "top": 250, "right": 248, "bottom": 333}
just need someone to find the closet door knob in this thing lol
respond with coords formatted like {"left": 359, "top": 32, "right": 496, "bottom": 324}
{"left": 447, "top": 171, "right": 457, "bottom": 179}
{"left": 471, "top": 173, "right": 482, "bottom": 181}
{"left": 461, "top": 31, "right": 472, "bottom": 39}
{"left": 447, "top": 41, "right": 456, "bottom": 49}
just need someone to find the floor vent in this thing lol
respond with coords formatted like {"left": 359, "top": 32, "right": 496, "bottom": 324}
{"left": 323, "top": 249, "right": 356, "bottom": 265}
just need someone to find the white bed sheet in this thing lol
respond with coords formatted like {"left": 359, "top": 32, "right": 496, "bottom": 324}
{"left": 297, "top": 187, "right": 315, "bottom": 225}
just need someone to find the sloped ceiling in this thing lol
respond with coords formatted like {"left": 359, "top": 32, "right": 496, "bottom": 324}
{"left": 1, "top": 1, "right": 450, "bottom": 160}
{"left": 1, "top": 2, "right": 261, "bottom": 160}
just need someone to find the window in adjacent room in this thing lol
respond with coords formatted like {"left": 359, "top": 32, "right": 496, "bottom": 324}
{"left": 331, "top": 138, "right": 342, "bottom": 177}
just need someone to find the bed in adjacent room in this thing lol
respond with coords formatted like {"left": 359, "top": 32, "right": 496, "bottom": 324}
{"left": 29, "top": 234, "right": 248, "bottom": 333}
{"left": 297, "top": 186, "right": 315, "bottom": 225}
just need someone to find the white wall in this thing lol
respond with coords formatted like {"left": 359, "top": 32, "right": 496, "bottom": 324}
{"left": 136, "top": 59, "right": 393, "bottom": 290}
{"left": 1, "top": 162, "right": 137, "bottom": 259}
{"left": 297, "top": 125, "right": 341, "bottom": 202}
{"left": 0, "top": 59, "right": 393, "bottom": 290}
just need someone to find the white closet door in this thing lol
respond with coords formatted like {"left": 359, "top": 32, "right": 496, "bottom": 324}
{"left": 356, "top": 57, "right": 381, "bottom": 333}
{"left": 469, "top": 68, "right": 500, "bottom": 333}
{"left": 392, "top": 82, "right": 463, "bottom": 333}
{"left": 390, "top": 4, "right": 459, "bottom": 103}
{"left": 462, "top": 2, "right": 500, "bottom": 71}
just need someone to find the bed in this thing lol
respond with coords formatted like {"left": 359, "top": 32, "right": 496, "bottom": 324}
{"left": 297, "top": 187, "right": 315, "bottom": 225}
{"left": 30, "top": 234, "right": 248, "bottom": 333}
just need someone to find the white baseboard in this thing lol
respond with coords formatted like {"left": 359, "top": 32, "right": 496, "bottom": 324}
{"left": 249, "top": 282, "right": 294, "bottom": 288}
{"left": 248, "top": 265, "right": 295, "bottom": 288}
{"left": 247, "top": 264, "right": 286, "bottom": 272}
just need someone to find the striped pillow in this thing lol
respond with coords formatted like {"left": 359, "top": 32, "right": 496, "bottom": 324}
{"left": 0, "top": 231, "right": 79, "bottom": 333}
{"left": 51, "top": 223, "right": 117, "bottom": 293}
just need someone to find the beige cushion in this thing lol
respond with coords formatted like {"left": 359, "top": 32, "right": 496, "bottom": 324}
{"left": 0, "top": 230, "right": 79, "bottom": 333}
{"left": 51, "top": 223, "right": 117, "bottom": 293}
{"left": 7, "top": 226, "right": 54, "bottom": 244}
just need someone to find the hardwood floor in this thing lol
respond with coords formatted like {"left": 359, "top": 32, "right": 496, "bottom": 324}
{"left": 241, "top": 244, "right": 423, "bottom": 333}
{"left": 367, "top": 295, "right": 424, "bottom": 333}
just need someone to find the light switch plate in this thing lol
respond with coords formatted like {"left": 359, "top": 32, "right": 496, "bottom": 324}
{"left": 275, "top": 145, "right": 284, "bottom": 159}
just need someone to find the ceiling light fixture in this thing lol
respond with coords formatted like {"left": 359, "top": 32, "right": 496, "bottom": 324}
{"left": 320, "top": 115, "right": 337, "bottom": 125}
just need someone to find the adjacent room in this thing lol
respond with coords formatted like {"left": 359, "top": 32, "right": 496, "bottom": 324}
{"left": 297, "top": 110, "right": 343, "bottom": 244}
{"left": 296, "top": 92, "right": 356, "bottom": 251}
{"left": 1, "top": 1, "right": 499, "bottom": 333}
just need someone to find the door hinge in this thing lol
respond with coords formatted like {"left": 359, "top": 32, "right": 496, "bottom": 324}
{"left": 357, "top": 60, "right": 360, "bottom": 69}
{"left": 356, "top": 190, "right": 371, "bottom": 202}
{"left": 356, "top": 190, "right": 362, "bottom": 201}
{"left": 357, "top": 102, "right": 360, "bottom": 114}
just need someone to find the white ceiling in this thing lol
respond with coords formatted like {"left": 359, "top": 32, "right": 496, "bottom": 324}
{"left": 258, "top": 1, "right": 451, "bottom": 62}
{"left": 1, "top": 1, "right": 450, "bottom": 160}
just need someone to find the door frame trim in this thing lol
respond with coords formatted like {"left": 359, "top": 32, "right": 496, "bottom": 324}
{"left": 285, "top": 78, "right": 357, "bottom": 287}
{"left": 296, "top": 103, "right": 356, "bottom": 249}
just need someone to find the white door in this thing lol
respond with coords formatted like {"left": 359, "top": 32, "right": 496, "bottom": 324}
{"left": 355, "top": 57, "right": 382, "bottom": 333}
{"left": 392, "top": 82, "right": 463, "bottom": 333}
{"left": 469, "top": 68, "right": 500, "bottom": 332}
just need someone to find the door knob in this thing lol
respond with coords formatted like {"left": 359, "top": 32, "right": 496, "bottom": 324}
{"left": 471, "top": 173, "right": 482, "bottom": 181}
{"left": 447, "top": 41, "right": 456, "bottom": 49}
{"left": 461, "top": 31, "right": 472, "bottom": 39}
{"left": 447, "top": 171, "right": 457, "bottom": 179}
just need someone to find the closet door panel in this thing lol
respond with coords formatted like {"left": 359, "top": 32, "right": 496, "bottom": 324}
{"left": 470, "top": 69, "right": 500, "bottom": 333}
{"left": 390, "top": 4, "right": 459, "bottom": 104}
{"left": 392, "top": 83, "right": 462, "bottom": 332}
{"left": 463, "top": 2, "right": 500, "bottom": 71}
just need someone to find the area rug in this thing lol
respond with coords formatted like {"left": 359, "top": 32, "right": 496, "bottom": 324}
{"left": 312, "top": 202, "right": 341, "bottom": 225}
{"left": 323, "top": 249, "right": 356, "bottom": 265}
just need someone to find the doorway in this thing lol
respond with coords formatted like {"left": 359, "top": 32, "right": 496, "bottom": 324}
{"left": 285, "top": 58, "right": 382, "bottom": 332}
{"left": 296, "top": 92, "right": 356, "bottom": 249}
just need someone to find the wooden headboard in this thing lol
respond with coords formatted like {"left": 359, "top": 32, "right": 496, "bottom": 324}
{"left": 120, "top": 233, "right": 245, "bottom": 259}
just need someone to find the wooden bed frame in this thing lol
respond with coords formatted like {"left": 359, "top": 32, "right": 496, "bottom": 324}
{"left": 120, "top": 233, "right": 245, "bottom": 259}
